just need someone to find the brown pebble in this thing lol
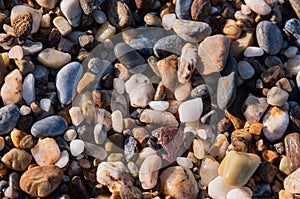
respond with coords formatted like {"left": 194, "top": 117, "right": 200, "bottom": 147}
{"left": 225, "top": 109, "right": 245, "bottom": 130}
{"left": 160, "top": 2, "right": 175, "bottom": 18}
{"left": 11, "top": 13, "right": 32, "bottom": 37}
{"left": 0, "top": 162, "right": 7, "bottom": 177}
{"left": 222, "top": 19, "right": 242, "bottom": 39}
{"left": 261, "top": 65, "right": 285, "bottom": 88}
{"left": 256, "top": 139, "right": 267, "bottom": 151}
{"left": 30, "top": 102, "right": 43, "bottom": 117}
{"left": 231, "top": 129, "right": 252, "bottom": 152}
{"left": 191, "top": 0, "right": 211, "bottom": 21}
{"left": 0, "top": 136, "right": 5, "bottom": 151}
{"left": 262, "top": 150, "right": 278, "bottom": 163}
{"left": 10, "top": 129, "right": 26, "bottom": 148}
{"left": 284, "top": 133, "right": 300, "bottom": 172}
{"left": 279, "top": 190, "right": 293, "bottom": 199}
{"left": 19, "top": 134, "right": 35, "bottom": 150}
{"left": 249, "top": 123, "right": 263, "bottom": 135}
{"left": 217, "top": 118, "right": 232, "bottom": 133}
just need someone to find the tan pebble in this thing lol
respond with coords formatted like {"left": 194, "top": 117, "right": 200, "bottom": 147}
{"left": 144, "top": 13, "right": 162, "bottom": 26}
{"left": 41, "top": 14, "right": 51, "bottom": 28}
{"left": 31, "top": 138, "right": 60, "bottom": 166}
{"left": 279, "top": 190, "right": 293, "bottom": 199}
{"left": 37, "top": 48, "right": 71, "bottom": 69}
{"left": 157, "top": 55, "right": 178, "bottom": 91}
{"left": 139, "top": 155, "right": 162, "bottom": 189}
{"left": 2, "top": 52, "right": 11, "bottom": 67}
{"left": 30, "top": 101, "right": 43, "bottom": 117}
{"left": 154, "top": 82, "right": 166, "bottom": 101}
{"left": 193, "top": 139, "right": 205, "bottom": 160}
{"left": 223, "top": 19, "right": 242, "bottom": 39}
{"left": 262, "top": 150, "right": 278, "bottom": 163}
{"left": 81, "top": 100, "right": 95, "bottom": 123}
{"left": 160, "top": 2, "right": 175, "bottom": 18}
{"left": 174, "top": 82, "right": 191, "bottom": 101}
{"left": 0, "top": 163, "right": 7, "bottom": 177}
{"left": 0, "top": 69, "right": 22, "bottom": 105}
{"left": 279, "top": 155, "right": 292, "bottom": 175}
{"left": 199, "top": 156, "right": 220, "bottom": 186}
{"left": 53, "top": 16, "right": 72, "bottom": 36}
{"left": 140, "top": 109, "right": 178, "bottom": 127}
{"left": 95, "top": 21, "right": 116, "bottom": 43}
{"left": 209, "top": 134, "right": 229, "bottom": 161}
{"left": 1, "top": 148, "right": 32, "bottom": 171}
{"left": 77, "top": 72, "right": 97, "bottom": 93}
{"left": 9, "top": 45, "right": 23, "bottom": 60}
{"left": 0, "top": 137, "right": 4, "bottom": 151}
{"left": 249, "top": 123, "right": 263, "bottom": 135}
{"left": 3, "top": 24, "right": 16, "bottom": 37}
{"left": 10, "top": 129, "right": 27, "bottom": 148}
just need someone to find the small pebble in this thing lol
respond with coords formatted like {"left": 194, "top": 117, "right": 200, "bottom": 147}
{"left": 267, "top": 87, "right": 289, "bottom": 106}
{"left": 243, "top": 46, "right": 264, "bottom": 57}
{"left": 53, "top": 16, "right": 72, "bottom": 36}
{"left": 245, "top": 0, "right": 271, "bottom": 15}
{"left": 176, "top": 157, "right": 193, "bottom": 168}
{"left": 22, "top": 73, "right": 35, "bottom": 105}
{"left": 40, "top": 98, "right": 51, "bottom": 112}
{"left": 20, "top": 105, "right": 31, "bottom": 115}
{"left": 9, "top": 45, "right": 23, "bottom": 60}
{"left": 70, "top": 139, "right": 85, "bottom": 156}
{"left": 92, "top": 10, "right": 107, "bottom": 24}
{"left": 139, "top": 155, "right": 162, "bottom": 189}
{"left": 162, "top": 14, "right": 176, "bottom": 30}
{"left": 284, "top": 168, "right": 300, "bottom": 194}
{"left": 60, "top": 0, "right": 82, "bottom": 27}
{"left": 238, "top": 61, "right": 255, "bottom": 80}
{"left": 149, "top": 101, "right": 169, "bottom": 111}
{"left": 284, "top": 46, "right": 298, "bottom": 58}
{"left": 0, "top": 69, "right": 23, "bottom": 105}
{"left": 38, "top": 48, "right": 71, "bottom": 69}
{"left": 208, "top": 176, "right": 236, "bottom": 199}
{"left": 0, "top": 104, "right": 20, "bottom": 135}
{"left": 178, "top": 98, "right": 203, "bottom": 122}
{"left": 199, "top": 156, "right": 219, "bottom": 186}
{"left": 69, "top": 107, "right": 84, "bottom": 126}
{"left": 64, "top": 129, "right": 77, "bottom": 141}
{"left": 55, "top": 150, "right": 69, "bottom": 168}
{"left": 284, "top": 133, "right": 300, "bottom": 172}
{"left": 1, "top": 148, "right": 32, "bottom": 171}
{"left": 31, "top": 116, "right": 68, "bottom": 137}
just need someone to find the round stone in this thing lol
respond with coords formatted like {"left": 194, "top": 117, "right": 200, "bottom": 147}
{"left": 267, "top": 87, "right": 289, "bottom": 106}
{"left": 37, "top": 48, "right": 71, "bottom": 69}
{"left": 238, "top": 61, "right": 255, "bottom": 80}
{"left": 60, "top": 0, "right": 82, "bottom": 27}
{"left": 178, "top": 98, "right": 203, "bottom": 122}
{"left": 70, "top": 139, "right": 85, "bottom": 156}
{"left": 1, "top": 148, "right": 32, "bottom": 171}
{"left": 31, "top": 116, "right": 68, "bottom": 137}
{"left": 139, "top": 155, "right": 162, "bottom": 189}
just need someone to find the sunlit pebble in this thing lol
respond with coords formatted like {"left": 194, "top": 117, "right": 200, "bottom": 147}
{"left": 20, "top": 105, "right": 31, "bottom": 115}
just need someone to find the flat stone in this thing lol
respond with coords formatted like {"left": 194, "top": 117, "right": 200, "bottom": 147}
{"left": 263, "top": 106, "right": 289, "bottom": 142}
{"left": 31, "top": 116, "right": 68, "bottom": 137}
{"left": 31, "top": 138, "right": 60, "bottom": 166}
{"left": 60, "top": 0, "right": 82, "bottom": 27}
{"left": 284, "top": 46, "right": 298, "bottom": 58}
{"left": 70, "top": 139, "right": 84, "bottom": 156}
{"left": 175, "top": 0, "right": 193, "bottom": 19}
{"left": 140, "top": 108, "right": 178, "bottom": 126}
{"left": 92, "top": 10, "right": 107, "bottom": 24}
{"left": 173, "top": 19, "right": 211, "bottom": 43}
{"left": 265, "top": 56, "right": 283, "bottom": 68}
{"left": 245, "top": 0, "right": 271, "bottom": 15}
{"left": 107, "top": 0, "right": 133, "bottom": 29}
{"left": 261, "top": 65, "right": 285, "bottom": 88}
{"left": 55, "top": 150, "right": 69, "bottom": 168}
{"left": 20, "top": 165, "right": 63, "bottom": 197}
{"left": 242, "top": 94, "right": 269, "bottom": 124}
{"left": 153, "top": 35, "right": 185, "bottom": 59}
{"left": 56, "top": 62, "right": 83, "bottom": 105}
{"left": 284, "top": 133, "right": 300, "bottom": 172}
{"left": 139, "top": 155, "right": 161, "bottom": 189}
{"left": 37, "top": 48, "right": 71, "bottom": 69}
{"left": 9, "top": 45, "right": 23, "bottom": 60}
{"left": 0, "top": 69, "right": 22, "bottom": 105}
{"left": 95, "top": 21, "right": 116, "bottom": 42}
{"left": 197, "top": 34, "right": 230, "bottom": 75}
{"left": 243, "top": 46, "right": 264, "bottom": 57}
{"left": 218, "top": 150, "right": 261, "bottom": 187}
{"left": 191, "top": 0, "right": 211, "bottom": 21}
{"left": 1, "top": 148, "right": 32, "bottom": 171}
{"left": 0, "top": 104, "right": 19, "bottom": 135}
{"left": 256, "top": 21, "right": 283, "bottom": 55}
{"left": 160, "top": 166, "right": 199, "bottom": 198}
{"left": 284, "top": 168, "right": 300, "bottom": 194}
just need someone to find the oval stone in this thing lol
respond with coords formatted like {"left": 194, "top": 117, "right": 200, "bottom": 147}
{"left": 31, "top": 116, "right": 68, "bottom": 137}
{"left": 0, "top": 104, "right": 19, "bottom": 135}
{"left": 56, "top": 62, "right": 83, "bottom": 105}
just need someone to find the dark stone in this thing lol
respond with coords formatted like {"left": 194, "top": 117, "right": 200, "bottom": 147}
{"left": 79, "top": 0, "right": 104, "bottom": 15}
{"left": 285, "top": 18, "right": 300, "bottom": 42}
{"left": 258, "top": 161, "right": 277, "bottom": 184}
{"left": 69, "top": 177, "right": 88, "bottom": 199}
{"left": 290, "top": 101, "right": 300, "bottom": 131}
{"left": 31, "top": 116, "right": 68, "bottom": 137}
{"left": 153, "top": 35, "right": 185, "bottom": 59}
{"left": 175, "top": 0, "right": 193, "bottom": 19}
{"left": 191, "top": 84, "right": 211, "bottom": 98}
{"left": 135, "top": 0, "right": 154, "bottom": 10}
{"left": 0, "top": 105, "right": 19, "bottom": 135}
{"left": 191, "top": 0, "right": 211, "bottom": 21}
{"left": 261, "top": 65, "right": 285, "bottom": 88}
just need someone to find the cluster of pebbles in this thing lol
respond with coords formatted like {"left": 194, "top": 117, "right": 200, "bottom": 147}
{"left": 0, "top": 0, "right": 300, "bottom": 198}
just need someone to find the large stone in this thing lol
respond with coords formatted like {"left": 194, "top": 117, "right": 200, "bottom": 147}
{"left": 284, "top": 133, "right": 300, "bottom": 172}
{"left": 60, "top": 0, "right": 82, "bottom": 27}
{"left": 175, "top": 0, "right": 193, "bottom": 19}
{"left": 0, "top": 69, "right": 22, "bottom": 105}
{"left": 284, "top": 168, "right": 300, "bottom": 194}
{"left": 37, "top": 48, "right": 71, "bottom": 69}
{"left": 31, "top": 116, "right": 68, "bottom": 137}
{"left": 0, "top": 104, "right": 19, "bottom": 135}
{"left": 139, "top": 155, "right": 162, "bottom": 189}
{"left": 1, "top": 148, "right": 32, "bottom": 171}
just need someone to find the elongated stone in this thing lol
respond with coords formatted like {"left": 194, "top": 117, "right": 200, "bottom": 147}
{"left": 31, "top": 116, "right": 68, "bottom": 137}
{"left": 140, "top": 109, "right": 178, "bottom": 127}
{"left": 284, "top": 133, "right": 300, "bottom": 172}
{"left": 284, "top": 168, "right": 300, "bottom": 194}
{"left": 1, "top": 69, "right": 23, "bottom": 105}
{"left": 178, "top": 43, "right": 197, "bottom": 84}
{"left": 139, "top": 155, "right": 161, "bottom": 189}
{"left": 157, "top": 55, "right": 178, "bottom": 91}
{"left": 218, "top": 150, "right": 261, "bottom": 187}
{"left": 0, "top": 104, "right": 19, "bottom": 135}
{"left": 175, "top": 0, "right": 193, "bottom": 19}
{"left": 37, "top": 48, "right": 71, "bottom": 69}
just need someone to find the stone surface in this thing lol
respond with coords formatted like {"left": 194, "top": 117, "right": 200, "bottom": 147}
{"left": 208, "top": 176, "right": 237, "bottom": 199}
{"left": 218, "top": 150, "right": 261, "bottom": 187}
{"left": 162, "top": 14, "right": 176, "bottom": 30}
{"left": 285, "top": 18, "right": 300, "bottom": 44}
{"left": 69, "top": 106, "right": 84, "bottom": 126}
{"left": 199, "top": 156, "right": 219, "bottom": 186}
{"left": 0, "top": 104, "right": 19, "bottom": 135}
{"left": 9, "top": 45, "right": 23, "bottom": 60}
{"left": 107, "top": 0, "right": 133, "bottom": 29}
{"left": 20, "top": 165, "right": 63, "bottom": 197}
{"left": 284, "top": 133, "right": 300, "bottom": 172}
{"left": 258, "top": 161, "right": 277, "bottom": 184}
{"left": 53, "top": 16, "right": 72, "bottom": 36}
{"left": 223, "top": 19, "right": 242, "bottom": 40}
{"left": 60, "top": 0, "right": 82, "bottom": 27}
{"left": 238, "top": 61, "right": 255, "bottom": 80}
{"left": 226, "top": 188, "right": 252, "bottom": 199}
{"left": 139, "top": 155, "right": 161, "bottom": 189}
{"left": 55, "top": 150, "right": 69, "bottom": 168}
{"left": 178, "top": 98, "right": 203, "bottom": 122}
{"left": 22, "top": 73, "right": 35, "bottom": 105}
{"left": 1, "top": 148, "right": 32, "bottom": 171}
{"left": 178, "top": 43, "right": 197, "bottom": 84}
{"left": 153, "top": 35, "right": 185, "bottom": 59}
{"left": 157, "top": 54, "right": 178, "bottom": 91}
{"left": 31, "top": 138, "right": 60, "bottom": 166}
{"left": 175, "top": 0, "right": 193, "bottom": 19}
{"left": 243, "top": 46, "right": 264, "bottom": 57}
{"left": 160, "top": 166, "right": 199, "bottom": 198}
{"left": 35, "top": 0, "right": 58, "bottom": 9}
{"left": 267, "top": 87, "right": 289, "bottom": 106}
{"left": 263, "top": 106, "right": 289, "bottom": 142}
{"left": 95, "top": 21, "right": 116, "bottom": 42}
{"left": 191, "top": 0, "right": 211, "bottom": 21}
{"left": 245, "top": 0, "right": 271, "bottom": 15}
{"left": 242, "top": 94, "right": 269, "bottom": 124}
{"left": 256, "top": 21, "right": 283, "bottom": 55}
{"left": 31, "top": 116, "right": 68, "bottom": 137}
{"left": 284, "top": 168, "right": 300, "bottom": 194}
{"left": 197, "top": 34, "right": 230, "bottom": 75}
{"left": 79, "top": 0, "right": 104, "bottom": 15}
{"left": 172, "top": 19, "right": 211, "bottom": 42}
{"left": 261, "top": 65, "right": 285, "bottom": 88}
{"left": 135, "top": 0, "right": 154, "bottom": 10}
{"left": 56, "top": 62, "right": 83, "bottom": 105}
{"left": 70, "top": 139, "right": 85, "bottom": 156}
{"left": 1, "top": 69, "right": 23, "bottom": 105}
{"left": 37, "top": 48, "right": 71, "bottom": 69}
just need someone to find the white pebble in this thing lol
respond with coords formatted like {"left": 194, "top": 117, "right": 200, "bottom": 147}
{"left": 55, "top": 150, "right": 69, "bottom": 168}
{"left": 244, "top": 46, "right": 264, "bottom": 57}
{"left": 40, "top": 98, "right": 51, "bottom": 112}
{"left": 226, "top": 188, "right": 252, "bottom": 199}
{"left": 245, "top": 0, "right": 271, "bottom": 15}
{"left": 111, "top": 110, "right": 123, "bottom": 133}
{"left": 69, "top": 106, "right": 84, "bottom": 126}
{"left": 70, "top": 139, "right": 84, "bottom": 156}
{"left": 92, "top": 10, "right": 107, "bottom": 24}
{"left": 53, "top": 16, "right": 72, "bottom": 36}
{"left": 149, "top": 101, "right": 169, "bottom": 111}
{"left": 178, "top": 98, "right": 203, "bottom": 122}
{"left": 60, "top": 0, "right": 82, "bottom": 27}
{"left": 9, "top": 45, "right": 23, "bottom": 60}
{"left": 162, "top": 14, "right": 176, "bottom": 30}
{"left": 241, "top": 4, "right": 251, "bottom": 15}
{"left": 41, "top": 13, "right": 51, "bottom": 28}
{"left": 176, "top": 157, "right": 193, "bottom": 168}
{"left": 208, "top": 176, "right": 236, "bottom": 199}
{"left": 113, "top": 78, "right": 125, "bottom": 94}
{"left": 22, "top": 73, "right": 35, "bottom": 105}
{"left": 284, "top": 46, "right": 298, "bottom": 58}
{"left": 20, "top": 105, "right": 31, "bottom": 115}
{"left": 64, "top": 129, "right": 77, "bottom": 141}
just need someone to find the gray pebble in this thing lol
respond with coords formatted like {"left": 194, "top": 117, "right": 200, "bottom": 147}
{"left": 22, "top": 40, "right": 43, "bottom": 55}
{"left": 153, "top": 35, "right": 185, "bottom": 59}
{"left": 32, "top": 65, "right": 49, "bottom": 86}
{"left": 92, "top": 10, "right": 107, "bottom": 24}
{"left": 264, "top": 56, "right": 282, "bottom": 68}
{"left": 238, "top": 61, "right": 255, "bottom": 80}
{"left": 256, "top": 21, "right": 283, "bottom": 55}
{"left": 0, "top": 104, "right": 19, "bottom": 135}
{"left": 191, "top": 84, "right": 211, "bottom": 98}
{"left": 175, "top": 0, "right": 193, "bottom": 19}
{"left": 31, "top": 116, "right": 68, "bottom": 137}
{"left": 56, "top": 62, "right": 83, "bottom": 105}
{"left": 285, "top": 18, "right": 300, "bottom": 43}
{"left": 267, "top": 86, "right": 289, "bottom": 106}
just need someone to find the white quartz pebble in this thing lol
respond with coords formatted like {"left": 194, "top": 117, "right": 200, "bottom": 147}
{"left": 208, "top": 176, "right": 236, "bottom": 199}
{"left": 1, "top": 69, "right": 23, "bottom": 105}
{"left": 22, "top": 73, "right": 35, "bottom": 105}
{"left": 162, "top": 14, "right": 176, "bottom": 30}
{"left": 176, "top": 157, "right": 193, "bottom": 168}
{"left": 64, "top": 129, "right": 77, "bottom": 141}
{"left": 284, "top": 46, "right": 298, "bottom": 58}
{"left": 20, "top": 105, "right": 31, "bottom": 115}
{"left": 69, "top": 106, "right": 84, "bottom": 126}
{"left": 40, "top": 98, "right": 51, "bottom": 112}
{"left": 226, "top": 188, "right": 252, "bottom": 199}
{"left": 111, "top": 110, "right": 123, "bottom": 133}
{"left": 9, "top": 45, "right": 23, "bottom": 60}
{"left": 113, "top": 78, "right": 125, "bottom": 94}
{"left": 174, "top": 83, "right": 191, "bottom": 101}
{"left": 243, "top": 46, "right": 264, "bottom": 57}
{"left": 55, "top": 150, "right": 69, "bottom": 168}
{"left": 53, "top": 16, "right": 72, "bottom": 36}
{"left": 241, "top": 4, "right": 251, "bottom": 15}
{"left": 149, "top": 101, "right": 169, "bottom": 111}
{"left": 245, "top": 0, "right": 271, "bottom": 16}
{"left": 178, "top": 98, "right": 203, "bottom": 122}
{"left": 70, "top": 139, "right": 84, "bottom": 156}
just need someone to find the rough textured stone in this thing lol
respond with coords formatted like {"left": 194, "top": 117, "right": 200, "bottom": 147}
{"left": 1, "top": 148, "right": 32, "bottom": 171}
{"left": 191, "top": 0, "right": 211, "bottom": 21}
{"left": 284, "top": 133, "right": 300, "bottom": 172}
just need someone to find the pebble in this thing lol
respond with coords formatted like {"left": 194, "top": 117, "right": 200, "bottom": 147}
{"left": 172, "top": 19, "right": 211, "bottom": 43}
{"left": 22, "top": 73, "right": 35, "bottom": 105}
{"left": 92, "top": 10, "right": 107, "bottom": 24}
{"left": 31, "top": 137, "right": 60, "bottom": 166}
{"left": 284, "top": 46, "right": 298, "bottom": 58}
{"left": 4, "top": 185, "right": 19, "bottom": 199}
{"left": 242, "top": 94, "right": 269, "bottom": 124}
{"left": 108, "top": 0, "right": 133, "bottom": 29}
{"left": 193, "top": 139, "right": 205, "bottom": 160}
{"left": 94, "top": 124, "right": 107, "bottom": 144}
{"left": 208, "top": 176, "right": 236, "bottom": 199}
{"left": 178, "top": 43, "right": 197, "bottom": 84}
{"left": 0, "top": 104, "right": 19, "bottom": 135}
{"left": 54, "top": 150, "right": 69, "bottom": 168}
{"left": 230, "top": 32, "right": 254, "bottom": 58}
{"left": 209, "top": 134, "right": 229, "bottom": 161}
{"left": 144, "top": 13, "right": 161, "bottom": 26}
{"left": 289, "top": 101, "right": 300, "bottom": 131}
{"left": 53, "top": 16, "right": 72, "bottom": 36}
{"left": 276, "top": 78, "right": 292, "bottom": 92}
{"left": 160, "top": 166, "right": 199, "bottom": 198}
{"left": 256, "top": 21, "right": 283, "bottom": 55}
{"left": 95, "top": 21, "right": 116, "bottom": 42}
{"left": 60, "top": 0, "right": 82, "bottom": 27}
{"left": 261, "top": 65, "right": 285, "bottom": 87}
{"left": 218, "top": 150, "right": 261, "bottom": 187}
{"left": 157, "top": 54, "right": 178, "bottom": 91}
{"left": 153, "top": 35, "right": 184, "bottom": 59}
{"left": 280, "top": 155, "right": 292, "bottom": 175}
{"left": 226, "top": 188, "right": 252, "bottom": 199}
{"left": 31, "top": 116, "right": 68, "bottom": 137}
{"left": 162, "top": 14, "right": 176, "bottom": 30}
{"left": 243, "top": 46, "right": 264, "bottom": 57}
{"left": 175, "top": 0, "right": 193, "bottom": 19}
{"left": 69, "top": 107, "right": 84, "bottom": 126}
{"left": 178, "top": 98, "right": 203, "bottom": 122}
{"left": 284, "top": 133, "right": 300, "bottom": 172}
{"left": 20, "top": 165, "right": 63, "bottom": 197}
{"left": 9, "top": 45, "right": 23, "bottom": 60}
{"left": 198, "top": 34, "right": 230, "bottom": 75}
{"left": 263, "top": 106, "right": 289, "bottom": 142}
{"left": 265, "top": 56, "right": 283, "bottom": 68}
{"left": 1, "top": 148, "right": 32, "bottom": 171}
{"left": 79, "top": 0, "right": 104, "bottom": 15}
{"left": 96, "top": 161, "right": 134, "bottom": 193}
{"left": 139, "top": 155, "right": 162, "bottom": 189}
{"left": 64, "top": 129, "right": 77, "bottom": 141}
{"left": 0, "top": 137, "right": 4, "bottom": 151}
{"left": 11, "top": 129, "right": 26, "bottom": 148}
{"left": 244, "top": 0, "right": 271, "bottom": 15}
{"left": 191, "top": 84, "right": 211, "bottom": 98}
{"left": 40, "top": 98, "right": 51, "bottom": 112}
{"left": 70, "top": 139, "right": 84, "bottom": 156}
{"left": 0, "top": 69, "right": 23, "bottom": 105}
{"left": 176, "top": 157, "right": 193, "bottom": 168}
{"left": 290, "top": 0, "right": 300, "bottom": 19}
{"left": 267, "top": 87, "right": 289, "bottom": 106}
{"left": 111, "top": 110, "right": 123, "bottom": 133}
{"left": 238, "top": 61, "right": 255, "bottom": 80}
{"left": 125, "top": 74, "right": 155, "bottom": 107}
{"left": 199, "top": 156, "right": 219, "bottom": 186}
{"left": 258, "top": 161, "right": 277, "bottom": 183}
{"left": 174, "top": 83, "right": 191, "bottom": 101}
{"left": 284, "top": 168, "right": 300, "bottom": 194}
{"left": 285, "top": 18, "right": 300, "bottom": 43}
{"left": 35, "top": 0, "right": 58, "bottom": 9}
{"left": 223, "top": 19, "right": 242, "bottom": 40}
{"left": 37, "top": 48, "right": 71, "bottom": 69}
{"left": 56, "top": 62, "right": 83, "bottom": 105}
{"left": 191, "top": 0, "right": 211, "bottom": 21}
{"left": 149, "top": 101, "right": 169, "bottom": 111}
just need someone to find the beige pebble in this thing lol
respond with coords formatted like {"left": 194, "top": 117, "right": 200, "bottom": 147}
{"left": 53, "top": 16, "right": 72, "bottom": 36}
{"left": 37, "top": 48, "right": 71, "bottom": 69}
{"left": 0, "top": 69, "right": 22, "bottom": 105}
{"left": 31, "top": 138, "right": 60, "bottom": 166}
{"left": 139, "top": 155, "right": 162, "bottom": 189}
